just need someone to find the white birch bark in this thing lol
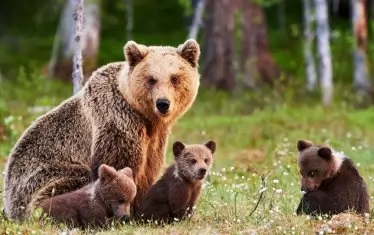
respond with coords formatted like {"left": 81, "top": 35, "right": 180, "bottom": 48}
{"left": 352, "top": 0, "right": 371, "bottom": 94}
{"left": 315, "top": 0, "right": 333, "bottom": 106}
{"left": 73, "top": 0, "right": 84, "bottom": 94}
{"left": 125, "top": 0, "right": 133, "bottom": 41}
{"left": 188, "top": 0, "right": 205, "bottom": 40}
{"left": 303, "top": 0, "right": 317, "bottom": 91}
{"left": 48, "top": 0, "right": 100, "bottom": 89}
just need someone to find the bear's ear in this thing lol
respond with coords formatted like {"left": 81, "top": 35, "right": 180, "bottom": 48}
{"left": 119, "top": 167, "right": 134, "bottom": 179}
{"left": 177, "top": 39, "right": 200, "bottom": 68}
{"left": 318, "top": 147, "right": 332, "bottom": 161}
{"left": 173, "top": 141, "right": 186, "bottom": 157}
{"left": 297, "top": 139, "right": 313, "bottom": 152}
{"left": 205, "top": 140, "right": 216, "bottom": 154}
{"left": 124, "top": 41, "right": 148, "bottom": 67}
{"left": 98, "top": 164, "right": 117, "bottom": 182}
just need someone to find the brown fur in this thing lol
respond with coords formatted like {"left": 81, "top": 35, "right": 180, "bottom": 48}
{"left": 38, "top": 165, "right": 136, "bottom": 228}
{"left": 136, "top": 140, "right": 216, "bottom": 224}
{"left": 295, "top": 139, "right": 370, "bottom": 216}
{"left": 3, "top": 39, "right": 201, "bottom": 220}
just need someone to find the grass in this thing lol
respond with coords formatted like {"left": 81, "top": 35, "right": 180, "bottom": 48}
{"left": 1, "top": 73, "right": 374, "bottom": 235}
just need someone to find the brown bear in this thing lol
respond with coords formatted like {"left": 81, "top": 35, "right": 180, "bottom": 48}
{"left": 295, "top": 139, "right": 370, "bottom": 216}
{"left": 3, "top": 39, "right": 201, "bottom": 220}
{"left": 38, "top": 164, "right": 136, "bottom": 228}
{"left": 136, "top": 140, "right": 216, "bottom": 224}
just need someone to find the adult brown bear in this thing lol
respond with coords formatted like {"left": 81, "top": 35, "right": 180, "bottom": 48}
{"left": 3, "top": 39, "right": 201, "bottom": 220}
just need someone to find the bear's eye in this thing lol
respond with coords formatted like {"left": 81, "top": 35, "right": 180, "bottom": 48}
{"left": 190, "top": 159, "right": 197, "bottom": 164}
{"left": 204, "top": 158, "right": 208, "bottom": 164}
{"left": 118, "top": 199, "right": 126, "bottom": 204}
{"left": 171, "top": 76, "right": 179, "bottom": 85}
{"left": 308, "top": 171, "right": 317, "bottom": 177}
{"left": 148, "top": 77, "right": 157, "bottom": 86}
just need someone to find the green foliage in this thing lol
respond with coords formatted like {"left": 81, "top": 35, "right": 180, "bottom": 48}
{"left": 177, "top": 0, "right": 193, "bottom": 16}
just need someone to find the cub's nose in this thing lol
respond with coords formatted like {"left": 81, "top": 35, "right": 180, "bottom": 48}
{"left": 198, "top": 168, "right": 207, "bottom": 177}
{"left": 156, "top": 99, "right": 170, "bottom": 114}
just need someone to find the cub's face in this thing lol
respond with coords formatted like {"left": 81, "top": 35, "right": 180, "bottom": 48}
{"left": 122, "top": 39, "right": 200, "bottom": 123}
{"left": 296, "top": 140, "right": 334, "bottom": 192}
{"left": 97, "top": 165, "right": 137, "bottom": 219}
{"left": 173, "top": 140, "right": 216, "bottom": 181}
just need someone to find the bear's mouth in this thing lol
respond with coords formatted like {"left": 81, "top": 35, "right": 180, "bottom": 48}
{"left": 197, "top": 175, "right": 205, "bottom": 180}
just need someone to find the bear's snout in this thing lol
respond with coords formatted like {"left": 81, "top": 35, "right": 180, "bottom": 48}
{"left": 198, "top": 168, "right": 207, "bottom": 179}
{"left": 156, "top": 99, "right": 170, "bottom": 114}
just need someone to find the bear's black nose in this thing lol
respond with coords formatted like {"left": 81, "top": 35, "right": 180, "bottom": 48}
{"left": 156, "top": 99, "right": 170, "bottom": 114}
{"left": 198, "top": 168, "right": 207, "bottom": 176}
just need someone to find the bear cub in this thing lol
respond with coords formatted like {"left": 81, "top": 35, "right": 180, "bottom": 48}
{"left": 295, "top": 139, "right": 370, "bottom": 216}
{"left": 38, "top": 164, "right": 137, "bottom": 228}
{"left": 136, "top": 140, "right": 216, "bottom": 224}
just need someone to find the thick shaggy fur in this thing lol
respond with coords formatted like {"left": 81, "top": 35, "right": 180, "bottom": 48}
{"left": 4, "top": 39, "right": 201, "bottom": 220}
{"left": 295, "top": 139, "right": 370, "bottom": 216}
{"left": 38, "top": 165, "right": 136, "bottom": 228}
{"left": 136, "top": 140, "right": 215, "bottom": 224}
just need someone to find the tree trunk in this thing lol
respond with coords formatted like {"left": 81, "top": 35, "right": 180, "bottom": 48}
{"left": 48, "top": 0, "right": 101, "bottom": 86}
{"left": 352, "top": 0, "right": 371, "bottom": 95}
{"left": 125, "top": 0, "right": 133, "bottom": 41}
{"left": 315, "top": 0, "right": 333, "bottom": 107}
{"left": 240, "top": 1, "right": 281, "bottom": 86}
{"left": 202, "top": 0, "right": 235, "bottom": 91}
{"left": 277, "top": 0, "right": 286, "bottom": 36}
{"left": 73, "top": 0, "right": 84, "bottom": 94}
{"left": 303, "top": 0, "right": 317, "bottom": 91}
{"left": 202, "top": 0, "right": 281, "bottom": 91}
{"left": 333, "top": 0, "right": 340, "bottom": 15}
{"left": 188, "top": 0, "right": 205, "bottom": 40}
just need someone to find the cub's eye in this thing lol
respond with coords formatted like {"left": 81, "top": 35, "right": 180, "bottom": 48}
{"left": 190, "top": 159, "right": 197, "bottom": 164}
{"left": 204, "top": 158, "right": 208, "bottom": 164}
{"left": 148, "top": 77, "right": 157, "bottom": 86}
{"left": 118, "top": 199, "right": 126, "bottom": 204}
{"left": 308, "top": 171, "right": 317, "bottom": 177}
{"left": 171, "top": 76, "right": 178, "bottom": 85}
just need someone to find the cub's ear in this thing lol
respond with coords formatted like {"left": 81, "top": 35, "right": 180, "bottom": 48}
{"left": 173, "top": 141, "right": 186, "bottom": 157}
{"left": 98, "top": 164, "right": 117, "bottom": 182}
{"left": 119, "top": 167, "right": 134, "bottom": 179}
{"left": 297, "top": 139, "right": 313, "bottom": 152}
{"left": 177, "top": 39, "right": 200, "bottom": 68}
{"left": 124, "top": 41, "right": 148, "bottom": 67}
{"left": 205, "top": 140, "right": 216, "bottom": 154}
{"left": 318, "top": 147, "right": 332, "bottom": 161}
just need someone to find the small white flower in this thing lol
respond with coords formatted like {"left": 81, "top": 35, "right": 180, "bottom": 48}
{"left": 259, "top": 187, "right": 267, "bottom": 193}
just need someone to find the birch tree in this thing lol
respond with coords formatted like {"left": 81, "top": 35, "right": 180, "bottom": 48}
{"left": 315, "top": 0, "right": 333, "bottom": 106}
{"left": 125, "top": 0, "right": 133, "bottom": 41}
{"left": 303, "top": 0, "right": 317, "bottom": 91}
{"left": 73, "top": 0, "right": 84, "bottom": 94}
{"left": 352, "top": 0, "right": 371, "bottom": 95}
{"left": 188, "top": 0, "right": 205, "bottom": 40}
{"left": 48, "top": 0, "right": 101, "bottom": 87}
